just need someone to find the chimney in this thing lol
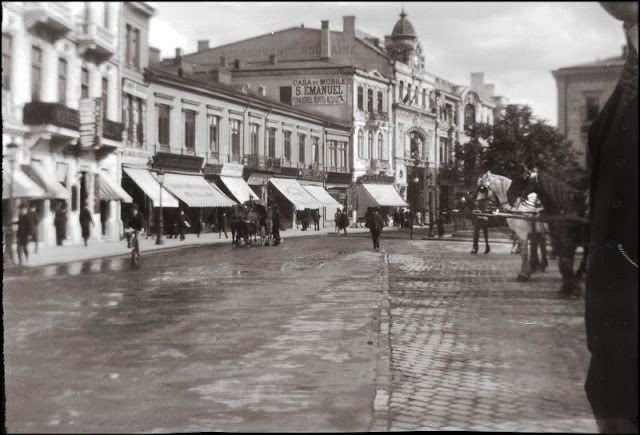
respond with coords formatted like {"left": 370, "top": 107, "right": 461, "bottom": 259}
{"left": 269, "top": 54, "right": 277, "bottom": 65}
{"left": 483, "top": 83, "right": 495, "bottom": 99}
{"left": 234, "top": 59, "right": 243, "bottom": 69}
{"left": 343, "top": 16, "right": 355, "bottom": 38}
{"left": 220, "top": 56, "right": 227, "bottom": 67}
{"left": 197, "top": 39, "right": 210, "bottom": 51}
{"left": 470, "top": 72, "right": 484, "bottom": 90}
{"left": 321, "top": 20, "right": 331, "bottom": 59}
{"left": 149, "top": 47, "right": 161, "bottom": 65}
{"left": 210, "top": 68, "right": 232, "bottom": 85}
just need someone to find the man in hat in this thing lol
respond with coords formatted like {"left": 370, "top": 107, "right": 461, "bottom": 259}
{"left": 14, "top": 203, "right": 31, "bottom": 264}
{"left": 368, "top": 206, "right": 384, "bottom": 250}
{"left": 584, "top": 3, "right": 638, "bottom": 433}
{"left": 27, "top": 204, "right": 39, "bottom": 254}
{"left": 79, "top": 201, "right": 94, "bottom": 247}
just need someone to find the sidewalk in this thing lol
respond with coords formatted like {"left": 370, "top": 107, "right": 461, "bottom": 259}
{"left": 4, "top": 225, "right": 371, "bottom": 268}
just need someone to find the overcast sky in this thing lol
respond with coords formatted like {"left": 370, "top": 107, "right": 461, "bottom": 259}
{"left": 148, "top": 2, "right": 626, "bottom": 126}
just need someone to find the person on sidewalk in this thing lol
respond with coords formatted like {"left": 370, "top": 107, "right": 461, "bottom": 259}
{"left": 271, "top": 205, "right": 281, "bottom": 246}
{"left": 79, "top": 202, "right": 94, "bottom": 247}
{"left": 219, "top": 209, "right": 229, "bottom": 239}
{"left": 125, "top": 204, "right": 145, "bottom": 248}
{"left": 53, "top": 203, "right": 68, "bottom": 246}
{"left": 334, "top": 209, "right": 341, "bottom": 234}
{"left": 367, "top": 206, "right": 384, "bottom": 250}
{"left": 27, "top": 204, "right": 39, "bottom": 254}
{"left": 470, "top": 191, "right": 490, "bottom": 254}
{"left": 14, "top": 203, "right": 30, "bottom": 265}
{"left": 339, "top": 209, "right": 349, "bottom": 235}
{"left": 177, "top": 209, "right": 189, "bottom": 241}
{"left": 584, "top": 3, "right": 638, "bottom": 433}
{"left": 312, "top": 209, "right": 320, "bottom": 231}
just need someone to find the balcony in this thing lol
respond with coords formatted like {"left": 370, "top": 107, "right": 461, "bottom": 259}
{"left": 23, "top": 102, "right": 79, "bottom": 131}
{"left": 24, "top": 2, "right": 73, "bottom": 41}
{"left": 367, "top": 111, "right": 389, "bottom": 129}
{"left": 102, "top": 119, "right": 123, "bottom": 142}
{"left": 76, "top": 22, "right": 116, "bottom": 63}
{"left": 245, "top": 153, "right": 267, "bottom": 169}
{"left": 326, "top": 166, "right": 350, "bottom": 174}
{"left": 230, "top": 153, "right": 242, "bottom": 163}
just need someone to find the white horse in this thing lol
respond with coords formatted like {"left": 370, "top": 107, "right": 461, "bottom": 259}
{"left": 476, "top": 171, "right": 541, "bottom": 281}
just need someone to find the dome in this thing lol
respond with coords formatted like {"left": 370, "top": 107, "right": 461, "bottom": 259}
{"left": 391, "top": 9, "right": 416, "bottom": 39}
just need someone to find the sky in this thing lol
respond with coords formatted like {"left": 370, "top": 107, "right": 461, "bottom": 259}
{"left": 147, "top": 2, "right": 626, "bottom": 126}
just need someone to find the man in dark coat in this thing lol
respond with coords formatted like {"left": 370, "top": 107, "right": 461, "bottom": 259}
{"left": 15, "top": 203, "right": 30, "bottom": 264}
{"left": 584, "top": 3, "right": 638, "bottom": 433}
{"left": 79, "top": 202, "right": 94, "bottom": 247}
{"left": 313, "top": 209, "right": 320, "bottom": 231}
{"left": 177, "top": 209, "right": 189, "bottom": 241}
{"left": 27, "top": 204, "right": 39, "bottom": 254}
{"left": 271, "top": 205, "right": 281, "bottom": 246}
{"left": 470, "top": 190, "right": 491, "bottom": 255}
{"left": 367, "top": 207, "right": 384, "bottom": 250}
{"left": 54, "top": 203, "right": 68, "bottom": 246}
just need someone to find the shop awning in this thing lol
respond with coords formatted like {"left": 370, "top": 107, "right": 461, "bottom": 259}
{"left": 247, "top": 173, "right": 270, "bottom": 186}
{"left": 96, "top": 173, "right": 133, "bottom": 203}
{"left": 163, "top": 172, "right": 236, "bottom": 207}
{"left": 269, "top": 177, "right": 322, "bottom": 209}
{"left": 360, "top": 183, "right": 407, "bottom": 207}
{"left": 2, "top": 166, "right": 46, "bottom": 199}
{"left": 21, "top": 163, "right": 70, "bottom": 200}
{"left": 302, "top": 185, "right": 342, "bottom": 208}
{"left": 123, "top": 167, "right": 179, "bottom": 208}
{"left": 220, "top": 175, "right": 259, "bottom": 203}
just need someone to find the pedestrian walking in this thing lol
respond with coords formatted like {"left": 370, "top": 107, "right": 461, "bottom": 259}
{"left": 313, "top": 209, "right": 320, "bottom": 231}
{"left": 220, "top": 209, "right": 229, "bottom": 239}
{"left": 271, "top": 205, "right": 281, "bottom": 246}
{"left": 14, "top": 203, "right": 30, "bottom": 265}
{"left": 334, "top": 208, "right": 341, "bottom": 233}
{"left": 53, "top": 202, "right": 68, "bottom": 246}
{"left": 79, "top": 202, "right": 94, "bottom": 247}
{"left": 27, "top": 204, "right": 39, "bottom": 254}
{"left": 125, "top": 204, "right": 145, "bottom": 248}
{"left": 583, "top": 4, "right": 638, "bottom": 433}
{"left": 470, "top": 200, "right": 490, "bottom": 254}
{"left": 367, "top": 206, "right": 384, "bottom": 250}
{"left": 339, "top": 209, "right": 349, "bottom": 235}
{"left": 177, "top": 209, "right": 189, "bottom": 241}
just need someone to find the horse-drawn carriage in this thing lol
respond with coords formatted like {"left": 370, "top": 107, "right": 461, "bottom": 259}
{"left": 230, "top": 199, "right": 271, "bottom": 247}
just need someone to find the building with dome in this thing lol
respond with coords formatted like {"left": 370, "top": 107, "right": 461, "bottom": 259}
{"left": 170, "top": 9, "right": 502, "bottom": 223}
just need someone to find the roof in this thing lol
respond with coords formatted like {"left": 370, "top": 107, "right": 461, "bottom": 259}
{"left": 147, "top": 65, "right": 352, "bottom": 129}
{"left": 552, "top": 55, "right": 624, "bottom": 75}
{"left": 391, "top": 9, "right": 416, "bottom": 39}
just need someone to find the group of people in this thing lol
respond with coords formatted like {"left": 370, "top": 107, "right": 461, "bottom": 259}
{"left": 334, "top": 208, "right": 350, "bottom": 235}
{"left": 297, "top": 208, "right": 320, "bottom": 231}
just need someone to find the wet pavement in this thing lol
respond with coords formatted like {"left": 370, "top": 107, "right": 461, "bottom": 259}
{"left": 4, "top": 233, "right": 385, "bottom": 433}
{"left": 3, "top": 231, "right": 598, "bottom": 432}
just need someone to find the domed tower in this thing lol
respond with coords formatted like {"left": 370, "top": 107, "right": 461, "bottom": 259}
{"left": 385, "top": 8, "right": 419, "bottom": 64}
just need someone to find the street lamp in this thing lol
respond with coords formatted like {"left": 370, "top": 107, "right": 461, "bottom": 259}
{"left": 156, "top": 169, "right": 165, "bottom": 245}
{"left": 4, "top": 142, "right": 19, "bottom": 265}
{"left": 410, "top": 173, "right": 419, "bottom": 240}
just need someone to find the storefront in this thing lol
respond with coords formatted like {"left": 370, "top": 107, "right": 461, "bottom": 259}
{"left": 268, "top": 177, "right": 323, "bottom": 229}
{"left": 355, "top": 181, "right": 407, "bottom": 222}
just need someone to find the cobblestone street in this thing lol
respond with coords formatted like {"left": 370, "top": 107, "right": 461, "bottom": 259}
{"left": 373, "top": 238, "right": 597, "bottom": 432}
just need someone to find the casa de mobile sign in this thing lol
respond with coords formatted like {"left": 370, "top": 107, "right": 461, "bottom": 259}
{"left": 292, "top": 77, "right": 346, "bottom": 105}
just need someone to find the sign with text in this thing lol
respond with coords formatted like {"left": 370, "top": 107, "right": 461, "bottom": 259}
{"left": 292, "top": 77, "right": 346, "bottom": 105}
{"left": 221, "top": 163, "right": 244, "bottom": 177}
{"left": 79, "top": 97, "right": 103, "bottom": 149}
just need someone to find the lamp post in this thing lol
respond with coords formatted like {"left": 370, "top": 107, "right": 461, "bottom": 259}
{"left": 410, "top": 173, "right": 419, "bottom": 240}
{"left": 156, "top": 169, "right": 165, "bottom": 245}
{"left": 5, "top": 143, "right": 19, "bottom": 265}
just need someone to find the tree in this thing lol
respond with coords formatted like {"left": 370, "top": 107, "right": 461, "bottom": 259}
{"left": 481, "top": 104, "right": 586, "bottom": 188}
{"left": 453, "top": 122, "right": 492, "bottom": 189}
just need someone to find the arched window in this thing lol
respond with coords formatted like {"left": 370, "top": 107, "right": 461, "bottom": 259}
{"left": 367, "top": 88, "right": 373, "bottom": 112}
{"left": 464, "top": 103, "right": 475, "bottom": 132}
{"left": 367, "top": 131, "right": 374, "bottom": 159}
{"left": 377, "top": 133, "right": 384, "bottom": 160}
{"left": 357, "top": 129, "right": 364, "bottom": 158}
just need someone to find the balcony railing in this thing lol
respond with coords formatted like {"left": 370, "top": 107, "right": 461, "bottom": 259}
{"left": 102, "top": 119, "right": 124, "bottom": 141}
{"left": 368, "top": 111, "right": 389, "bottom": 122}
{"left": 76, "top": 22, "right": 116, "bottom": 63}
{"left": 326, "top": 166, "right": 350, "bottom": 174}
{"left": 245, "top": 153, "right": 267, "bottom": 169}
{"left": 24, "top": 2, "right": 73, "bottom": 40}
{"left": 23, "top": 102, "right": 79, "bottom": 131}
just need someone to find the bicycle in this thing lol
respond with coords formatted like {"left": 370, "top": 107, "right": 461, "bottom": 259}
{"left": 125, "top": 228, "right": 142, "bottom": 267}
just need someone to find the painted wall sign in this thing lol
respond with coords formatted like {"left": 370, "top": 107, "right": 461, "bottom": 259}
{"left": 79, "top": 97, "right": 102, "bottom": 149}
{"left": 292, "top": 77, "right": 346, "bottom": 105}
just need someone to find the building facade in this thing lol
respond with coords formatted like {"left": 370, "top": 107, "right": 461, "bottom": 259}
{"left": 179, "top": 9, "right": 501, "bottom": 222}
{"left": 2, "top": 1, "right": 128, "bottom": 253}
{"left": 552, "top": 47, "right": 626, "bottom": 168}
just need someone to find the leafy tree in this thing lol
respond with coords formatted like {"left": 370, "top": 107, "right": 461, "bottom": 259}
{"left": 481, "top": 104, "right": 586, "bottom": 188}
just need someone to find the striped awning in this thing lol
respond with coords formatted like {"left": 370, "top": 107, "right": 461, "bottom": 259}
{"left": 21, "top": 163, "right": 71, "bottom": 200}
{"left": 2, "top": 166, "right": 46, "bottom": 199}
{"left": 302, "top": 185, "right": 342, "bottom": 208}
{"left": 219, "top": 175, "right": 259, "bottom": 203}
{"left": 269, "top": 177, "right": 322, "bottom": 209}
{"left": 360, "top": 183, "right": 407, "bottom": 207}
{"left": 96, "top": 173, "right": 133, "bottom": 203}
{"left": 163, "top": 172, "right": 236, "bottom": 207}
{"left": 123, "top": 167, "right": 179, "bottom": 208}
